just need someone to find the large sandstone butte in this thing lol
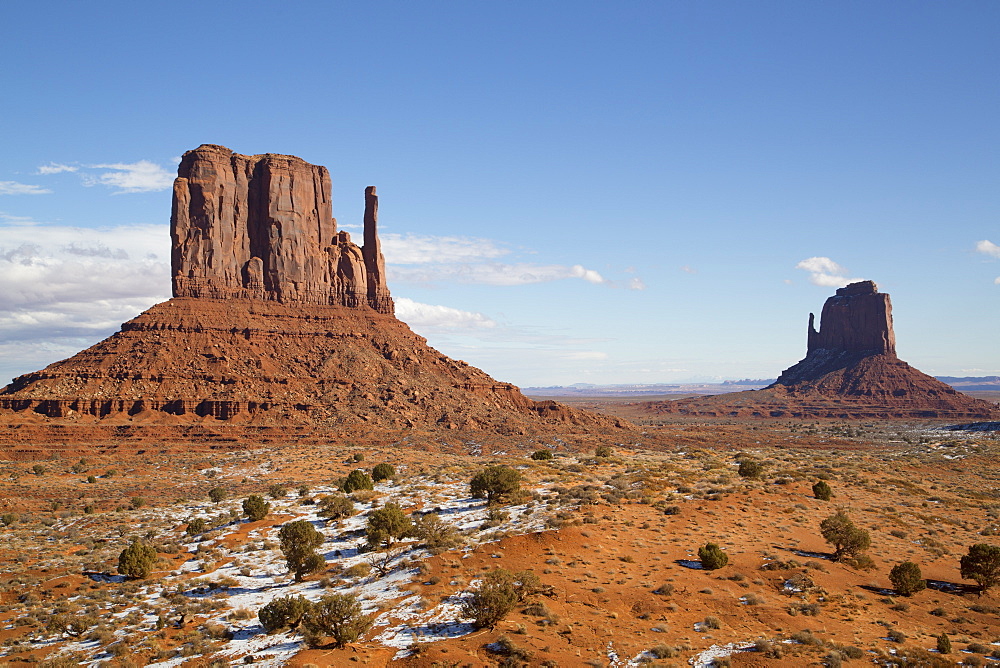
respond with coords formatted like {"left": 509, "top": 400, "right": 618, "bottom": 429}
{"left": 0, "top": 145, "right": 624, "bottom": 435}
{"left": 645, "top": 281, "right": 999, "bottom": 419}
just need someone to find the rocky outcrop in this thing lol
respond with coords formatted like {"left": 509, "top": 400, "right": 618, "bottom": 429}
{"left": 1, "top": 145, "right": 628, "bottom": 435}
{"left": 643, "top": 281, "right": 999, "bottom": 420}
{"left": 171, "top": 144, "right": 393, "bottom": 313}
{"left": 776, "top": 280, "right": 895, "bottom": 385}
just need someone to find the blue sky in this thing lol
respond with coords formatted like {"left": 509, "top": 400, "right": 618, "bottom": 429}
{"left": 1, "top": 1, "right": 997, "bottom": 387}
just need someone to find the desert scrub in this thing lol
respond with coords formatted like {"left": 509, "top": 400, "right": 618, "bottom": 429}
{"left": 698, "top": 543, "right": 729, "bottom": 570}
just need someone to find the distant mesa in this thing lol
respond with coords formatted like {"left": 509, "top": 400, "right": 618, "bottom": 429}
{"left": 644, "top": 280, "right": 999, "bottom": 420}
{"left": 0, "top": 145, "right": 625, "bottom": 434}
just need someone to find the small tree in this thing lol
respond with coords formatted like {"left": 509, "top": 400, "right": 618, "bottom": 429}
{"left": 936, "top": 632, "right": 951, "bottom": 654}
{"left": 470, "top": 465, "right": 521, "bottom": 505}
{"left": 738, "top": 459, "right": 764, "bottom": 479}
{"left": 243, "top": 495, "right": 271, "bottom": 522}
{"left": 185, "top": 517, "right": 207, "bottom": 536}
{"left": 414, "top": 512, "right": 462, "bottom": 554}
{"left": 889, "top": 561, "right": 925, "bottom": 596}
{"left": 698, "top": 543, "right": 729, "bottom": 570}
{"left": 301, "top": 593, "right": 373, "bottom": 648}
{"left": 118, "top": 539, "right": 157, "bottom": 579}
{"left": 366, "top": 502, "right": 414, "bottom": 549}
{"left": 812, "top": 480, "right": 832, "bottom": 501}
{"left": 318, "top": 494, "right": 355, "bottom": 520}
{"left": 960, "top": 543, "right": 1000, "bottom": 592}
{"left": 258, "top": 595, "right": 312, "bottom": 633}
{"left": 352, "top": 452, "right": 366, "bottom": 463}
{"left": 268, "top": 483, "right": 289, "bottom": 499}
{"left": 342, "top": 469, "right": 374, "bottom": 493}
{"left": 278, "top": 520, "right": 326, "bottom": 581}
{"left": 371, "top": 463, "right": 395, "bottom": 482}
{"left": 462, "top": 569, "right": 523, "bottom": 629}
{"left": 208, "top": 487, "right": 227, "bottom": 503}
{"left": 531, "top": 449, "right": 553, "bottom": 461}
{"left": 820, "top": 510, "right": 871, "bottom": 561}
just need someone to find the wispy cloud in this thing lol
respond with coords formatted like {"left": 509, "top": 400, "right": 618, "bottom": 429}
{"left": 976, "top": 240, "right": 1000, "bottom": 259}
{"left": 382, "top": 233, "right": 508, "bottom": 264}
{"left": 395, "top": 297, "right": 497, "bottom": 333}
{"left": 0, "top": 223, "right": 170, "bottom": 378}
{"left": 0, "top": 181, "right": 51, "bottom": 195}
{"left": 795, "top": 256, "right": 864, "bottom": 287}
{"left": 36, "top": 163, "right": 79, "bottom": 175}
{"left": 84, "top": 160, "right": 174, "bottom": 193}
{"left": 383, "top": 232, "right": 616, "bottom": 288}
{"left": 389, "top": 262, "right": 609, "bottom": 286}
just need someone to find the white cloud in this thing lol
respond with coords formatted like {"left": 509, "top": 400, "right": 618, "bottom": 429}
{"left": 382, "top": 233, "right": 509, "bottom": 264}
{"left": 394, "top": 297, "right": 497, "bottom": 333}
{"left": 0, "top": 181, "right": 51, "bottom": 195}
{"left": 680, "top": 265, "right": 697, "bottom": 274}
{"left": 37, "top": 163, "right": 78, "bottom": 175}
{"left": 628, "top": 277, "right": 646, "bottom": 290}
{"left": 86, "top": 160, "right": 174, "bottom": 193}
{"left": 994, "top": 276, "right": 1000, "bottom": 285}
{"left": 795, "top": 256, "right": 864, "bottom": 287}
{"left": 976, "top": 240, "right": 1000, "bottom": 259}
{"left": 0, "top": 223, "right": 170, "bottom": 346}
{"left": 389, "top": 262, "right": 608, "bottom": 286}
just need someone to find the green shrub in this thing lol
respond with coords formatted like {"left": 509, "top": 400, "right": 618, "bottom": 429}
{"left": 470, "top": 465, "right": 521, "bottom": 505}
{"left": 960, "top": 543, "right": 1000, "bottom": 592}
{"left": 462, "top": 569, "right": 521, "bottom": 629}
{"left": 889, "top": 561, "right": 926, "bottom": 596}
{"left": 371, "top": 463, "right": 395, "bottom": 482}
{"left": 595, "top": 445, "right": 613, "bottom": 458}
{"left": 208, "top": 487, "right": 227, "bottom": 503}
{"left": 2, "top": 512, "right": 17, "bottom": 526}
{"left": 130, "top": 497, "right": 146, "bottom": 510}
{"left": 414, "top": 513, "right": 462, "bottom": 554}
{"left": 118, "top": 539, "right": 157, "bottom": 579}
{"left": 278, "top": 520, "right": 326, "bottom": 581}
{"left": 366, "top": 502, "right": 414, "bottom": 549}
{"left": 812, "top": 480, "right": 832, "bottom": 501}
{"left": 32, "top": 464, "right": 46, "bottom": 475}
{"left": 243, "top": 495, "right": 271, "bottom": 522}
{"left": 258, "top": 595, "right": 311, "bottom": 633}
{"left": 820, "top": 510, "right": 870, "bottom": 561}
{"left": 738, "top": 459, "right": 764, "bottom": 479}
{"left": 268, "top": 483, "right": 288, "bottom": 499}
{"left": 936, "top": 633, "right": 951, "bottom": 654}
{"left": 318, "top": 494, "right": 355, "bottom": 520}
{"left": 86, "top": 475, "right": 97, "bottom": 484}
{"left": 342, "top": 469, "right": 374, "bottom": 493}
{"left": 185, "top": 517, "right": 207, "bottom": 535}
{"left": 302, "top": 593, "right": 373, "bottom": 648}
{"left": 352, "top": 452, "right": 366, "bottom": 462}
{"left": 698, "top": 543, "right": 729, "bottom": 570}
{"left": 531, "top": 449, "right": 554, "bottom": 461}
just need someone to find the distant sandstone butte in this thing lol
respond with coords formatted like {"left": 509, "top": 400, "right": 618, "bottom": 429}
{"left": 171, "top": 144, "right": 393, "bottom": 313}
{"left": 645, "top": 281, "right": 999, "bottom": 420}
{"left": 0, "top": 145, "right": 624, "bottom": 433}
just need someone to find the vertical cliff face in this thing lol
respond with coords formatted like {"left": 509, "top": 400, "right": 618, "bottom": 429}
{"left": 171, "top": 144, "right": 393, "bottom": 314}
{"left": 775, "top": 280, "right": 895, "bottom": 385}
{"left": 806, "top": 280, "right": 895, "bottom": 356}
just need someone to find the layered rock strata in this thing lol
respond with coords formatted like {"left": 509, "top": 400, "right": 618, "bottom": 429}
{"left": 1, "top": 145, "right": 624, "bottom": 433}
{"left": 645, "top": 281, "right": 998, "bottom": 419}
{"left": 171, "top": 144, "right": 392, "bottom": 313}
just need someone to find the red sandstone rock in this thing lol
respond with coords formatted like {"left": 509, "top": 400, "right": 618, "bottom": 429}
{"left": 171, "top": 144, "right": 392, "bottom": 313}
{"left": 647, "top": 281, "right": 999, "bottom": 420}
{"left": 0, "top": 145, "right": 625, "bottom": 433}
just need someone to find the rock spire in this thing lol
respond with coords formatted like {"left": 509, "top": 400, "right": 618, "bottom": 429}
{"left": 170, "top": 144, "right": 393, "bottom": 313}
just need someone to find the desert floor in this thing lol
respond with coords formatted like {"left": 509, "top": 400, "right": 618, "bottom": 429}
{"left": 1, "top": 416, "right": 998, "bottom": 667}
